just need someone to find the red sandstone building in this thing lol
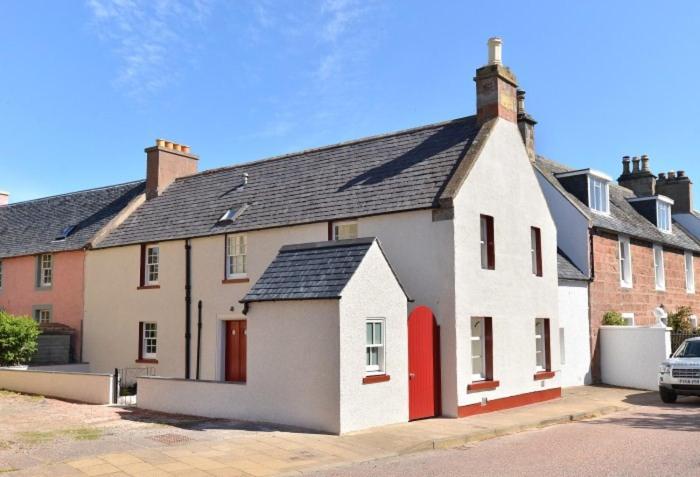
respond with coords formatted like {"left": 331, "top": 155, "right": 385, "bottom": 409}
{"left": 536, "top": 156, "right": 700, "bottom": 381}
{"left": 0, "top": 183, "right": 144, "bottom": 363}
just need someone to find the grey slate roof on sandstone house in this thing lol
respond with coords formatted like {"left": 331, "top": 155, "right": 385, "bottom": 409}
{"left": 557, "top": 250, "right": 588, "bottom": 281}
{"left": 97, "top": 116, "right": 479, "bottom": 248}
{"left": 241, "top": 238, "right": 409, "bottom": 303}
{"left": 0, "top": 181, "right": 145, "bottom": 259}
{"left": 536, "top": 157, "right": 700, "bottom": 253}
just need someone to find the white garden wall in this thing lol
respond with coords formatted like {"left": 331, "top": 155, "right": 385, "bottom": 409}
{"left": 0, "top": 368, "right": 114, "bottom": 404}
{"left": 600, "top": 326, "right": 671, "bottom": 390}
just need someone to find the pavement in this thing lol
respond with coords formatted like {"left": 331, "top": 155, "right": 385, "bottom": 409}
{"left": 0, "top": 386, "right": 646, "bottom": 476}
{"left": 309, "top": 392, "right": 700, "bottom": 477}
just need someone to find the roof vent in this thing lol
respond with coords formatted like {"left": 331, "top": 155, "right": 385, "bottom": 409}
{"left": 243, "top": 173, "right": 249, "bottom": 186}
{"left": 53, "top": 225, "right": 76, "bottom": 242}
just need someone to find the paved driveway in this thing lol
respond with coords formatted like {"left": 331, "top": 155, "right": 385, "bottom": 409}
{"left": 311, "top": 393, "right": 700, "bottom": 477}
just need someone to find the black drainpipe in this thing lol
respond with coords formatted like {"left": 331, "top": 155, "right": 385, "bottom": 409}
{"left": 196, "top": 300, "right": 203, "bottom": 380}
{"left": 185, "top": 239, "right": 192, "bottom": 379}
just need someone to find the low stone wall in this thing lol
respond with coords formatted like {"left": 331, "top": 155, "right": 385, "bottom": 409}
{"left": 0, "top": 368, "right": 114, "bottom": 404}
{"left": 600, "top": 326, "right": 671, "bottom": 391}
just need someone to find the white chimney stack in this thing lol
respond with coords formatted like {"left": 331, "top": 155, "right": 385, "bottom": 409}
{"left": 488, "top": 37, "right": 503, "bottom": 65}
{"left": 0, "top": 191, "right": 8, "bottom": 207}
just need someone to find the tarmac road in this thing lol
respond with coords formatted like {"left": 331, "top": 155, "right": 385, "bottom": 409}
{"left": 312, "top": 393, "right": 700, "bottom": 477}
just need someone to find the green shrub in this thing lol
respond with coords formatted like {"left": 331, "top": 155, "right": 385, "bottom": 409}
{"left": 0, "top": 312, "right": 40, "bottom": 366}
{"left": 668, "top": 306, "right": 694, "bottom": 333}
{"left": 602, "top": 311, "right": 626, "bottom": 326}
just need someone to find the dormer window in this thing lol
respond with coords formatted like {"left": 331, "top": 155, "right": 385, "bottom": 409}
{"left": 627, "top": 195, "right": 674, "bottom": 233}
{"left": 588, "top": 176, "right": 610, "bottom": 214}
{"left": 554, "top": 169, "right": 611, "bottom": 215}
{"left": 656, "top": 200, "right": 672, "bottom": 233}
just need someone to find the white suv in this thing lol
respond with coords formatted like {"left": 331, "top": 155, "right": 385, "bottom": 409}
{"left": 658, "top": 337, "right": 700, "bottom": 403}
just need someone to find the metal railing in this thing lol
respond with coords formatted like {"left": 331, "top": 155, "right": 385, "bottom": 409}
{"left": 114, "top": 366, "right": 155, "bottom": 406}
{"left": 671, "top": 333, "right": 700, "bottom": 353}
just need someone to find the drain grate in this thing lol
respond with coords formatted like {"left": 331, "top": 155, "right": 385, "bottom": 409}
{"left": 149, "top": 433, "right": 192, "bottom": 445}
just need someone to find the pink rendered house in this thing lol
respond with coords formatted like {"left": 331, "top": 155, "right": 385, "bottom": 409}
{"left": 0, "top": 183, "right": 144, "bottom": 362}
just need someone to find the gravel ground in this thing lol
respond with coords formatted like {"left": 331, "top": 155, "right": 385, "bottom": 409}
{"left": 311, "top": 394, "right": 700, "bottom": 477}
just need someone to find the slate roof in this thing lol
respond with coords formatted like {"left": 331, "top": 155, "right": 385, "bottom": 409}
{"left": 98, "top": 117, "right": 479, "bottom": 248}
{"left": 0, "top": 181, "right": 145, "bottom": 258}
{"left": 557, "top": 250, "right": 588, "bottom": 281}
{"left": 536, "top": 157, "right": 700, "bottom": 252}
{"left": 241, "top": 237, "right": 408, "bottom": 303}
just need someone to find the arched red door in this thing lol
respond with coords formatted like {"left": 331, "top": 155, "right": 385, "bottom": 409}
{"left": 408, "top": 306, "right": 440, "bottom": 420}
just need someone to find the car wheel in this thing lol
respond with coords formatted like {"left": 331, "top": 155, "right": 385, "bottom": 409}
{"left": 659, "top": 387, "right": 677, "bottom": 403}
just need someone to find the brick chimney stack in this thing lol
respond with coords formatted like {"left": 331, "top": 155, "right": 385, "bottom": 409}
{"left": 475, "top": 37, "right": 518, "bottom": 126}
{"left": 0, "top": 191, "right": 8, "bottom": 207}
{"left": 657, "top": 169, "right": 693, "bottom": 213}
{"left": 516, "top": 89, "right": 537, "bottom": 162}
{"left": 145, "top": 139, "right": 198, "bottom": 200}
{"left": 617, "top": 154, "right": 656, "bottom": 197}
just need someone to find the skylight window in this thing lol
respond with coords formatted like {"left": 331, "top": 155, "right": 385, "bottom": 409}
{"left": 218, "top": 208, "right": 238, "bottom": 223}
{"left": 53, "top": 225, "right": 75, "bottom": 241}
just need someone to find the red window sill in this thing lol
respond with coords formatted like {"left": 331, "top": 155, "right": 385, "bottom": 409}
{"left": 363, "top": 374, "right": 391, "bottom": 385}
{"left": 135, "top": 359, "right": 158, "bottom": 364}
{"left": 222, "top": 278, "right": 250, "bottom": 284}
{"left": 534, "top": 371, "right": 556, "bottom": 381}
{"left": 467, "top": 380, "right": 500, "bottom": 392}
{"left": 137, "top": 285, "right": 160, "bottom": 290}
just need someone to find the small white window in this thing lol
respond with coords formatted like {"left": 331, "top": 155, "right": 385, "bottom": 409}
{"left": 656, "top": 201, "right": 672, "bottom": 233}
{"left": 226, "top": 234, "right": 247, "bottom": 277}
{"left": 588, "top": 177, "right": 610, "bottom": 214}
{"left": 653, "top": 245, "right": 665, "bottom": 291}
{"left": 142, "top": 322, "right": 157, "bottom": 359}
{"left": 535, "top": 318, "right": 547, "bottom": 371}
{"left": 622, "top": 313, "right": 635, "bottom": 326}
{"left": 334, "top": 221, "right": 358, "bottom": 241}
{"left": 685, "top": 252, "right": 695, "bottom": 293}
{"left": 34, "top": 308, "right": 51, "bottom": 324}
{"left": 145, "top": 245, "right": 159, "bottom": 285}
{"left": 619, "top": 236, "right": 633, "bottom": 288}
{"left": 559, "top": 328, "right": 566, "bottom": 365}
{"left": 365, "top": 319, "right": 385, "bottom": 375}
{"left": 38, "top": 254, "right": 53, "bottom": 287}
{"left": 471, "top": 317, "right": 486, "bottom": 380}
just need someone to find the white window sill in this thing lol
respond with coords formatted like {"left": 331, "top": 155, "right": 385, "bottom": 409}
{"left": 620, "top": 282, "right": 633, "bottom": 289}
{"left": 226, "top": 273, "right": 248, "bottom": 280}
{"left": 365, "top": 370, "right": 384, "bottom": 376}
{"left": 589, "top": 208, "right": 610, "bottom": 216}
{"left": 656, "top": 286, "right": 666, "bottom": 292}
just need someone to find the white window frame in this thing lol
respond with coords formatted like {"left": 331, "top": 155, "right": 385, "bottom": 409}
{"left": 333, "top": 221, "right": 358, "bottom": 241}
{"left": 365, "top": 319, "right": 385, "bottom": 375}
{"left": 619, "top": 236, "right": 633, "bottom": 288}
{"left": 145, "top": 245, "right": 159, "bottom": 285}
{"left": 656, "top": 200, "right": 672, "bottom": 233}
{"left": 653, "top": 244, "right": 665, "bottom": 291}
{"left": 471, "top": 317, "right": 486, "bottom": 380}
{"left": 34, "top": 308, "right": 51, "bottom": 324}
{"left": 622, "top": 312, "right": 635, "bottom": 326}
{"left": 226, "top": 234, "right": 247, "bottom": 278}
{"left": 588, "top": 176, "right": 610, "bottom": 214}
{"left": 685, "top": 252, "right": 695, "bottom": 294}
{"left": 38, "top": 253, "right": 53, "bottom": 287}
{"left": 142, "top": 322, "right": 157, "bottom": 359}
{"left": 535, "top": 318, "right": 547, "bottom": 372}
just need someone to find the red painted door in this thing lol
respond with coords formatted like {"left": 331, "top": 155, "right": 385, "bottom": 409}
{"left": 225, "top": 320, "right": 247, "bottom": 382}
{"left": 408, "top": 306, "right": 440, "bottom": 420}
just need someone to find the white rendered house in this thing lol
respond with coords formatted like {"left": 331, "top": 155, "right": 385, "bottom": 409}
{"left": 84, "top": 38, "right": 562, "bottom": 431}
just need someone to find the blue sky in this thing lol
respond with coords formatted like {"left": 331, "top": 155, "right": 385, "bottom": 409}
{"left": 2, "top": 1, "right": 700, "bottom": 203}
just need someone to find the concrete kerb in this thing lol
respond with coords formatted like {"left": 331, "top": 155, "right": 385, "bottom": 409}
{"left": 400, "top": 404, "right": 630, "bottom": 455}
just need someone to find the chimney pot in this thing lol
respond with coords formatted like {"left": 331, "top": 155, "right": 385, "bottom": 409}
{"left": 487, "top": 37, "right": 502, "bottom": 65}
{"left": 678, "top": 170, "right": 686, "bottom": 178}
{"left": 641, "top": 154, "right": 650, "bottom": 172}
{"left": 181, "top": 145, "right": 191, "bottom": 154}
{"left": 658, "top": 172, "right": 667, "bottom": 180}
{"left": 622, "top": 156, "right": 631, "bottom": 175}
{"left": 174, "top": 144, "right": 182, "bottom": 152}
{"left": 164, "top": 141, "right": 173, "bottom": 149}
{"left": 156, "top": 139, "right": 165, "bottom": 148}
{"left": 632, "top": 156, "right": 641, "bottom": 173}
{"left": 668, "top": 170, "right": 676, "bottom": 179}
{"left": 0, "top": 191, "right": 9, "bottom": 207}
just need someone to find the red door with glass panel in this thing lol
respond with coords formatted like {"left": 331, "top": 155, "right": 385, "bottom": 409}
{"left": 225, "top": 320, "right": 247, "bottom": 382}
{"left": 408, "top": 306, "right": 440, "bottom": 420}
